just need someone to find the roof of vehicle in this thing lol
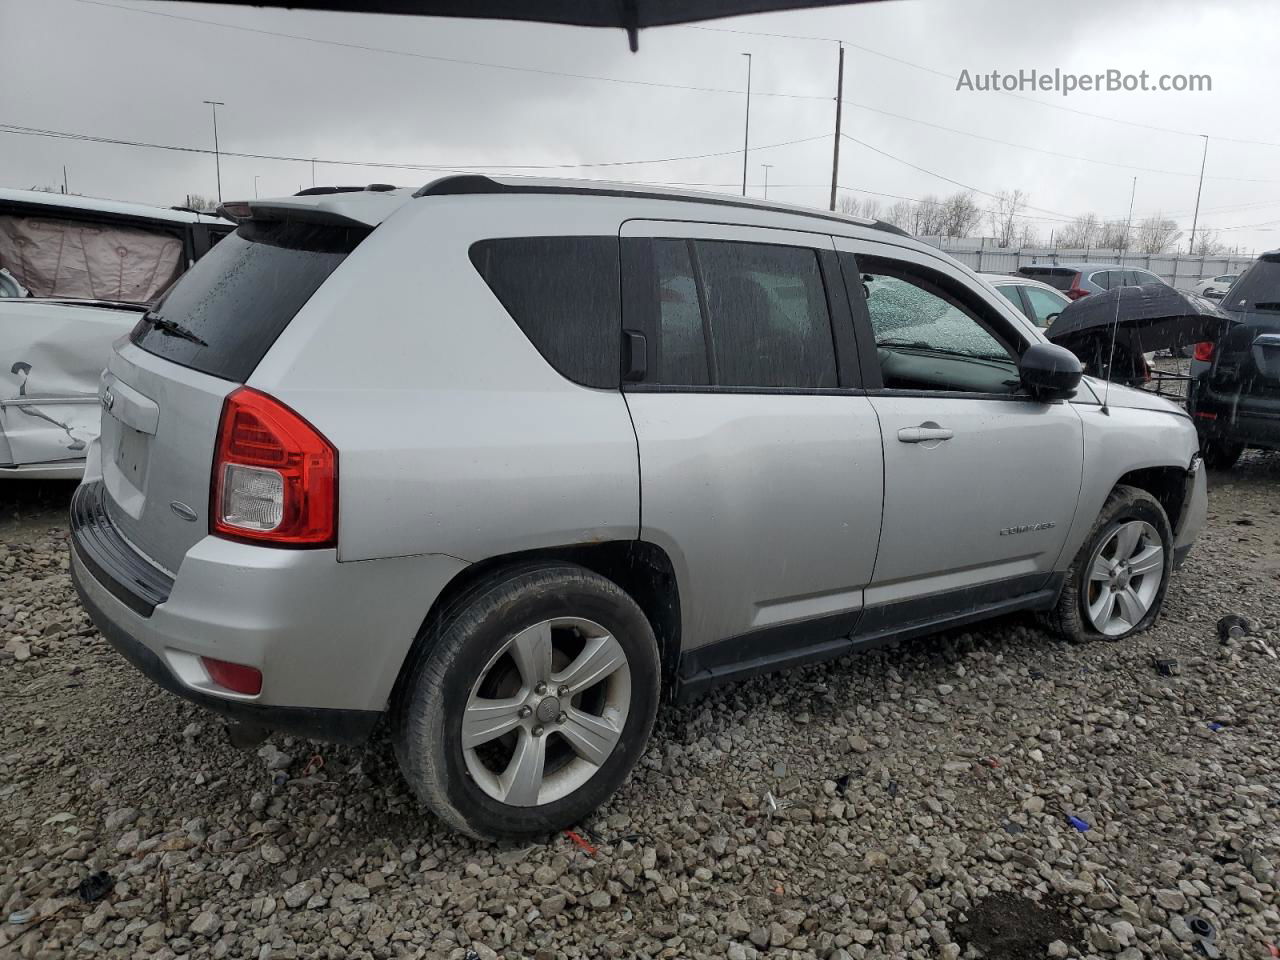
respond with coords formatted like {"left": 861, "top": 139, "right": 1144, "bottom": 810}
{"left": 978, "top": 273, "right": 1070, "bottom": 294}
{"left": 1020, "top": 262, "right": 1161, "bottom": 274}
{"left": 237, "top": 175, "right": 912, "bottom": 238}
{"left": 0, "top": 186, "right": 231, "bottom": 225}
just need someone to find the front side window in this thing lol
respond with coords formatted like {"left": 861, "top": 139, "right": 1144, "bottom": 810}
{"left": 1091, "top": 270, "right": 1115, "bottom": 290}
{"left": 994, "top": 284, "right": 1027, "bottom": 317}
{"left": 853, "top": 255, "right": 1021, "bottom": 394}
{"left": 622, "top": 238, "right": 837, "bottom": 390}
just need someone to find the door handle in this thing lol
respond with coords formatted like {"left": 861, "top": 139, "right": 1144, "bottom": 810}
{"left": 897, "top": 424, "right": 954, "bottom": 444}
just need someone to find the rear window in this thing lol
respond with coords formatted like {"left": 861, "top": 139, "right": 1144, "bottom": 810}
{"left": 1222, "top": 257, "right": 1280, "bottom": 313}
{"left": 469, "top": 237, "right": 620, "bottom": 389}
{"left": 131, "top": 219, "right": 367, "bottom": 382}
{"left": 1018, "top": 267, "right": 1073, "bottom": 291}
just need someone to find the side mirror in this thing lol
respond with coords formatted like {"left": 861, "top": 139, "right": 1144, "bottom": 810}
{"left": 1019, "top": 341, "right": 1082, "bottom": 401}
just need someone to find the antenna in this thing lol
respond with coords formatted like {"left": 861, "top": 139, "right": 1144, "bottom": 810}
{"left": 1100, "top": 286, "right": 1123, "bottom": 415}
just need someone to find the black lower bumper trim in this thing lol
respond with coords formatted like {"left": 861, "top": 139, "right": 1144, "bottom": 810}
{"left": 69, "top": 481, "right": 173, "bottom": 617}
{"left": 71, "top": 556, "right": 380, "bottom": 745}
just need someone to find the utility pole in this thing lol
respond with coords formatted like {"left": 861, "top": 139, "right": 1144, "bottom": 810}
{"left": 761, "top": 164, "right": 773, "bottom": 199}
{"left": 1123, "top": 176, "right": 1137, "bottom": 255}
{"left": 311, "top": 158, "right": 316, "bottom": 188}
{"left": 62, "top": 165, "right": 68, "bottom": 194}
{"left": 202, "top": 100, "right": 225, "bottom": 202}
{"left": 254, "top": 175, "right": 261, "bottom": 199}
{"left": 829, "top": 43, "right": 845, "bottom": 212}
{"left": 740, "top": 53, "right": 752, "bottom": 197}
{"left": 1189, "top": 134, "right": 1208, "bottom": 254}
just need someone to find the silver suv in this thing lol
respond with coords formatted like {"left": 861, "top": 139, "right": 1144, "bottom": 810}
{"left": 71, "top": 177, "right": 1207, "bottom": 839}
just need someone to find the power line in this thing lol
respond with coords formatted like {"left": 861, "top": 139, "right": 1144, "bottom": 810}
{"left": 0, "top": 121, "right": 829, "bottom": 173}
{"left": 73, "top": 0, "right": 830, "bottom": 101}
{"left": 842, "top": 101, "right": 1280, "bottom": 184}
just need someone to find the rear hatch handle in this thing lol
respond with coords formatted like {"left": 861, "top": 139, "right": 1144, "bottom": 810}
{"left": 99, "top": 372, "right": 159, "bottom": 436}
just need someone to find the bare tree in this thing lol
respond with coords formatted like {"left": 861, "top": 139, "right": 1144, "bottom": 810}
{"left": 987, "top": 190, "right": 1029, "bottom": 248}
{"left": 1192, "top": 228, "right": 1228, "bottom": 256}
{"left": 940, "top": 192, "right": 982, "bottom": 239}
{"left": 836, "top": 195, "right": 883, "bottom": 221}
{"left": 1015, "top": 222, "right": 1039, "bottom": 248}
{"left": 882, "top": 200, "right": 915, "bottom": 232}
{"left": 915, "top": 194, "right": 945, "bottom": 236}
{"left": 1098, "top": 219, "right": 1131, "bottom": 251}
{"left": 182, "top": 193, "right": 218, "bottom": 213}
{"left": 1057, "top": 213, "right": 1101, "bottom": 249}
{"left": 1134, "top": 215, "right": 1182, "bottom": 254}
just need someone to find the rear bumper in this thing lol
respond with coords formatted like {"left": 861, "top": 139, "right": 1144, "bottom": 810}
{"left": 69, "top": 481, "right": 470, "bottom": 743}
{"left": 1189, "top": 381, "right": 1280, "bottom": 450}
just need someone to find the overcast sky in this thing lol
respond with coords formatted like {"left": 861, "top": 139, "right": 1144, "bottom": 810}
{"left": 3, "top": 0, "right": 1279, "bottom": 253}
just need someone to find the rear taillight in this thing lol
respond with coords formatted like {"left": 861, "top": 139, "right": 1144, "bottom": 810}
{"left": 211, "top": 387, "right": 337, "bottom": 547}
{"left": 1194, "top": 341, "right": 1215, "bottom": 362}
{"left": 1066, "top": 273, "right": 1088, "bottom": 300}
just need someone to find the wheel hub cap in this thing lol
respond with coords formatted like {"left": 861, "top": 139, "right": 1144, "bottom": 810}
{"left": 534, "top": 696, "right": 562, "bottom": 724}
{"left": 1085, "top": 519, "right": 1164, "bottom": 637}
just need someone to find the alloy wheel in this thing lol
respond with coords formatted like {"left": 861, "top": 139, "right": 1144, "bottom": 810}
{"left": 1085, "top": 520, "right": 1165, "bottom": 637}
{"left": 461, "top": 617, "right": 631, "bottom": 807}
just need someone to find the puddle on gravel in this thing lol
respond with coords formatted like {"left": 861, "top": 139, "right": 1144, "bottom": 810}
{"left": 955, "top": 892, "right": 1081, "bottom": 960}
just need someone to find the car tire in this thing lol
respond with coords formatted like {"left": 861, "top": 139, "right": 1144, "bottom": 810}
{"left": 1200, "top": 438, "right": 1244, "bottom": 471}
{"left": 393, "top": 562, "right": 660, "bottom": 841}
{"left": 1044, "top": 485, "right": 1174, "bottom": 644}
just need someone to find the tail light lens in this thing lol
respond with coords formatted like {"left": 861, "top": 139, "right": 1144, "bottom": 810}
{"left": 1065, "top": 273, "right": 1089, "bottom": 300}
{"left": 1194, "top": 341, "right": 1215, "bottom": 362}
{"left": 201, "top": 656, "right": 263, "bottom": 695}
{"left": 212, "top": 387, "right": 337, "bottom": 547}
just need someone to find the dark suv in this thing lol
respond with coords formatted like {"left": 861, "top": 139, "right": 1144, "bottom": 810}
{"left": 1188, "top": 250, "right": 1280, "bottom": 468}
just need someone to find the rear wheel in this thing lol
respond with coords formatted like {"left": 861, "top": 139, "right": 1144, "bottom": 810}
{"left": 1200, "top": 438, "right": 1244, "bottom": 471}
{"left": 393, "top": 563, "right": 660, "bottom": 840}
{"left": 1045, "top": 485, "right": 1173, "bottom": 643}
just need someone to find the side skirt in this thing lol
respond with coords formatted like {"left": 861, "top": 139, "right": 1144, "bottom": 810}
{"left": 673, "top": 574, "right": 1065, "bottom": 705}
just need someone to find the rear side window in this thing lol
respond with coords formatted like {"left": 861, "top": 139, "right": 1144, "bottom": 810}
{"left": 470, "top": 237, "right": 620, "bottom": 389}
{"left": 622, "top": 238, "right": 837, "bottom": 390}
{"left": 1018, "top": 267, "right": 1072, "bottom": 292}
{"left": 132, "top": 219, "right": 367, "bottom": 382}
{"left": 1222, "top": 256, "right": 1280, "bottom": 312}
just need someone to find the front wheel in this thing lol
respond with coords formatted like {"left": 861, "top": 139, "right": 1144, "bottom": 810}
{"left": 393, "top": 563, "right": 660, "bottom": 840}
{"left": 1045, "top": 485, "right": 1173, "bottom": 643}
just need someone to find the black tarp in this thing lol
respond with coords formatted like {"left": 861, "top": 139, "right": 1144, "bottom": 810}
{"left": 151, "top": 0, "right": 878, "bottom": 49}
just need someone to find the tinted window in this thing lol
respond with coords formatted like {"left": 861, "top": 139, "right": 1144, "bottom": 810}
{"left": 857, "top": 256, "right": 1019, "bottom": 394}
{"left": 695, "top": 241, "right": 836, "bottom": 388}
{"left": 132, "top": 219, "right": 366, "bottom": 382}
{"left": 622, "top": 238, "right": 837, "bottom": 389}
{"left": 1222, "top": 257, "right": 1280, "bottom": 312}
{"left": 1091, "top": 270, "right": 1115, "bottom": 290}
{"left": 470, "top": 237, "right": 620, "bottom": 389}
{"left": 1018, "top": 267, "right": 1073, "bottom": 291}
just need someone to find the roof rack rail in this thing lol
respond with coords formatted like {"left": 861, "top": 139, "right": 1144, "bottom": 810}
{"left": 413, "top": 174, "right": 910, "bottom": 237}
{"left": 293, "top": 184, "right": 399, "bottom": 197}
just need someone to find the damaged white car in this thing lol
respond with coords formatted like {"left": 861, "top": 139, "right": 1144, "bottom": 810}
{"left": 0, "top": 187, "right": 232, "bottom": 478}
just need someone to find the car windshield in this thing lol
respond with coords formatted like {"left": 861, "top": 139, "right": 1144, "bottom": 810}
{"left": 1220, "top": 258, "right": 1280, "bottom": 312}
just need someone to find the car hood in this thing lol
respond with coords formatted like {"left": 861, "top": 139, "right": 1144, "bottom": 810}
{"left": 1077, "top": 376, "right": 1189, "bottom": 417}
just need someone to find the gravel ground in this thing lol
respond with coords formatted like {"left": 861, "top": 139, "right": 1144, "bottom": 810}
{"left": 2, "top": 456, "right": 1279, "bottom": 960}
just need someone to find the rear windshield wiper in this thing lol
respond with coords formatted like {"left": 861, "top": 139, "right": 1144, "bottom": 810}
{"left": 143, "top": 313, "right": 208, "bottom": 347}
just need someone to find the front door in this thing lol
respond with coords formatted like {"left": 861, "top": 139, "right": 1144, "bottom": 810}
{"left": 835, "top": 239, "right": 1084, "bottom": 630}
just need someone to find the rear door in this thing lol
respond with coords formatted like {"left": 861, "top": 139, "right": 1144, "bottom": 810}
{"left": 1213, "top": 256, "right": 1280, "bottom": 401}
{"left": 96, "top": 218, "right": 366, "bottom": 573}
{"left": 619, "top": 219, "right": 884, "bottom": 655}
{"left": 835, "top": 238, "right": 1083, "bottom": 629}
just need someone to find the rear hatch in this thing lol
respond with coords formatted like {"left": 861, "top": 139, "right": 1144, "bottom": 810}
{"left": 1016, "top": 266, "right": 1075, "bottom": 292}
{"left": 1211, "top": 255, "right": 1280, "bottom": 400}
{"left": 98, "top": 215, "right": 370, "bottom": 574}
